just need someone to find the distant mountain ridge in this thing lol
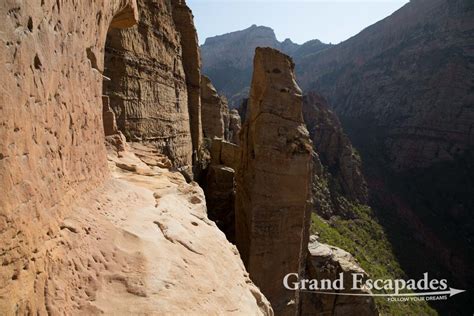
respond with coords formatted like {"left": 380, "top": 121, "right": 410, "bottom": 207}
{"left": 201, "top": 24, "right": 330, "bottom": 106}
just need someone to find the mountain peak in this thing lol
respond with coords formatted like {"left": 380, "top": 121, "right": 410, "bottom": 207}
{"left": 202, "top": 24, "right": 277, "bottom": 46}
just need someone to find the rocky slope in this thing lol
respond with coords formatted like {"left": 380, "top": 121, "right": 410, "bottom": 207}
{"left": 297, "top": 0, "right": 474, "bottom": 171}
{"left": 303, "top": 93, "right": 368, "bottom": 219}
{"left": 201, "top": 25, "right": 329, "bottom": 107}
{"left": 2, "top": 140, "right": 273, "bottom": 314}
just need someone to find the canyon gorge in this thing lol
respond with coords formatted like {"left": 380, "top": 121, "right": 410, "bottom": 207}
{"left": 201, "top": 0, "right": 473, "bottom": 314}
{"left": 1, "top": 0, "right": 472, "bottom": 315}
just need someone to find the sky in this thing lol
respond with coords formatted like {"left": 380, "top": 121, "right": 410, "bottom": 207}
{"left": 187, "top": 0, "right": 409, "bottom": 45}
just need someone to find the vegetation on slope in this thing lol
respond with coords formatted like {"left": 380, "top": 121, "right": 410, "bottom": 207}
{"left": 311, "top": 204, "right": 437, "bottom": 315}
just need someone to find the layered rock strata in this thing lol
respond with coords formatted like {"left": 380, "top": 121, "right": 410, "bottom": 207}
{"left": 171, "top": 0, "right": 203, "bottom": 162}
{"left": 103, "top": 0, "right": 193, "bottom": 168}
{"left": 235, "top": 47, "right": 313, "bottom": 315}
{"left": 297, "top": 0, "right": 474, "bottom": 170}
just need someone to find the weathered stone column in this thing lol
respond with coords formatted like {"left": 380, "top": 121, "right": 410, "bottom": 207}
{"left": 200, "top": 75, "right": 228, "bottom": 139}
{"left": 235, "top": 47, "right": 313, "bottom": 315}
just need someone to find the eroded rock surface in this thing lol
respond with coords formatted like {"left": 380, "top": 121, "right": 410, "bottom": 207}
{"left": 0, "top": 0, "right": 139, "bottom": 312}
{"left": 2, "top": 142, "right": 273, "bottom": 314}
{"left": 172, "top": 0, "right": 203, "bottom": 161}
{"left": 235, "top": 47, "right": 313, "bottom": 315}
{"left": 201, "top": 138, "right": 241, "bottom": 241}
{"left": 301, "top": 236, "right": 378, "bottom": 316}
{"left": 200, "top": 75, "right": 228, "bottom": 139}
{"left": 103, "top": 0, "right": 193, "bottom": 169}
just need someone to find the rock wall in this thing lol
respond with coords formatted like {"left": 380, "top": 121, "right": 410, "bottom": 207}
{"left": 235, "top": 47, "right": 313, "bottom": 315}
{"left": 103, "top": 0, "right": 193, "bottom": 168}
{"left": 202, "top": 138, "right": 240, "bottom": 241}
{"left": 200, "top": 74, "right": 242, "bottom": 145}
{"left": 200, "top": 75, "right": 228, "bottom": 139}
{"left": 0, "top": 0, "right": 138, "bottom": 313}
{"left": 228, "top": 109, "right": 242, "bottom": 145}
{"left": 171, "top": 0, "right": 202, "bottom": 162}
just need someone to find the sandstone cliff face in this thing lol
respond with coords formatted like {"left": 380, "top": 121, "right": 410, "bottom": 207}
{"left": 200, "top": 75, "right": 228, "bottom": 139}
{"left": 172, "top": 0, "right": 203, "bottom": 161}
{"left": 235, "top": 47, "right": 313, "bottom": 315}
{"left": 0, "top": 0, "right": 138, "bottom": 312}
{"left": 103, "top": 0, "right": 193, "bottom": 168}
{"left": 301, "top": 236, "right": 378, "bottom": 316}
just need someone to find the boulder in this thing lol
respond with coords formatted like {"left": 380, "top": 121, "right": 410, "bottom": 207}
{"left": 301, "top": 236, "right": 378, "bottom": 316}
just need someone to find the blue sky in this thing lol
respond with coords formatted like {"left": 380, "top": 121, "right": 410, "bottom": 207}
{"left": 187, "top": 0, "right": 409, "bottom": 45}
